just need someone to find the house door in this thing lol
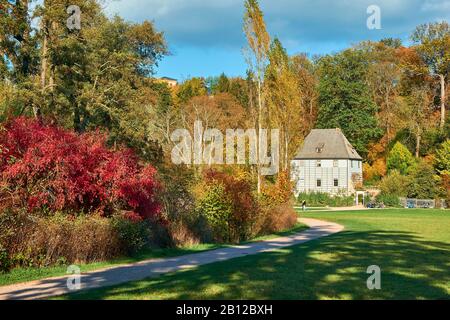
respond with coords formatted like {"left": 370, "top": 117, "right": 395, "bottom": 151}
{"left": 355, "top": 192, "right": 365, "bottom": 206}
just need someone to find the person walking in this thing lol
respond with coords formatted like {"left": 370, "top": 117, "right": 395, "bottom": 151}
{"left": 302, "top": 200, "right": 307, "bottom": 212}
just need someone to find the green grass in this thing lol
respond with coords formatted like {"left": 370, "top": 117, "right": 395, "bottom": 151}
{"left": 60, "top": 209, "right": 450, "bottom": 300}
{"left": 0, "top": 223, "right": 308, "bottom": 287}
{"left": 294, "top": 207, "right": 332, "bottom": 211}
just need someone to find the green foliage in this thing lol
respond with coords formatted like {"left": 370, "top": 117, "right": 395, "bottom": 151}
{"left": 406, "top": 161, "right": 440, "bottom": 199}
{"left": 379, "top": 170, "right": 411, "bottom": 197}
{"left": 0, "top": 0, "right": 39, "bottom": 81}
{"left": 411, "top": 22, "right": 450, "bottom": 76}
{"left": 435, "top": 139, "right": 450, "bottom": 175}
{"left": 212, "top": 73, "right": 231, "bottom": 94}
{"left": 316, "top": 49, "right": 382, "bottom": 155}
{"left": 194, "top": 170, "right": 274, "bottom": 244}
{"left": 297, "top": 192, "right": 354, "bottom": 207}
{"left": 1, "top": 2, "right": 168, "bottom": 163}
{"left": 0, "top": 244, "right": 11, "bottom": 273}
{"left": 177, "top": 77, "right": 208, "bottom": 103}
{"left": 111, "top": 215, "right": 151, "bottom": 255}
{"left": 380, "top": 38, "right": 402, "bottom": 48}
{"left": 387, "top": 142, "right": 416, "bottom": 175}
{"left": 375, "top": 194, "right": 401, "bottom": 207}
{"left": 197, "top": 184, "right": 233, "bottom": 243}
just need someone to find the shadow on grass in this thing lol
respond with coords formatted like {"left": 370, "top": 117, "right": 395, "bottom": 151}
{"left": 65, "top": 230, "right": 450, "bottom": 300}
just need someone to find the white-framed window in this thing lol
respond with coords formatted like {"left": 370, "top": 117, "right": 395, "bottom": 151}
{"left": 334, "top": 179, "right": 339, "bottom": 187}
{"left": 317, "top": 179, "right": 322, "bottom": 187}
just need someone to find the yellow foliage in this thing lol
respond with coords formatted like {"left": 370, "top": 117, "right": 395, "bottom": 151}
{"left": 363, "top": 159, "right": 387, "bottom": 181}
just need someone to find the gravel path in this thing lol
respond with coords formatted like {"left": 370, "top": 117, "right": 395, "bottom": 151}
{"left": 0, "top": 218, "right": 344, "bottom": 300}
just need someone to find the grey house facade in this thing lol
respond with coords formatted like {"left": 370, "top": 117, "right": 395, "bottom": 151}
{"left": 291, "top": 129, "right": 363, "bottom": 196}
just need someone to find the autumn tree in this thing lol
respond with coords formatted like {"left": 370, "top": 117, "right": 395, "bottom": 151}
{"left": 0, "top": 1, "right": 168, "bottom": 161}
{"left": 175, "top": 93, "right": 246, "bottom": 168}
{"left": 176, "top": 77, "right": 208, "bottom": 104}
{"left": 398, "top": 46, "right": 438, "bottom": 158}
{"left": 387, "top": 142, "right": 416, "bottom": 175}
{"left": 359, "top": 41, "right": 403, "bottom": 146}
{"left": 265, "top": 38, "right": 303, "bottom": 171}
{"left": 243, "top": 0, "right": 270, "bottom": 193}
{"left": 291, "top": 54, "right": 318, "bottom": 130}
{"left": 411, "top": 22, "right": 450, "bottom": 129}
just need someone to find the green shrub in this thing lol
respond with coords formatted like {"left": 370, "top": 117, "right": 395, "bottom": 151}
{"left": 406, "top": 161, "right": 440, "bottom": 199}
{"left": 111, "top": 215, "right": 151, "bottom": 255}
{"left": 297, "top": 192, "right": 353, "bottom": 207}
{"left": 387, "top": 142, "right": 416, "bottom": 175}
{"left": 196, "top": 183, "right": 234, "bottom": 243}
{"left": 379, "top": 170, "right": 410, "bottom": 197}
{"left": 375, "top": 194, "right": 401, "bottom": 207}
{"left": 434, "top": 139, "right": 450, "bottom": 175}
{"left": 194, "top": 169, "right": 259, "bottom": 243}
{"left": 0, "top": 244, "right": 11, "bottom": 273}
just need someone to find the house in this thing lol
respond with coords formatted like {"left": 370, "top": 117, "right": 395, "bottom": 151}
{"left": 158, "top": 77, "right": 178, "bottom": 88}
{"left": 291, "top": 128, "right": 363, "bottom": 196}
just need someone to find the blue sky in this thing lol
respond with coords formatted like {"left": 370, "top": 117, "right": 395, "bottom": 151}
{"left": 103, "top": 0, "right": 450, "bottom": 80}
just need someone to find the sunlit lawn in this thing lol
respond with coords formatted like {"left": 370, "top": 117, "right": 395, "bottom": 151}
{"left": 61, "top": 209, "right": 450, "bottom": 300}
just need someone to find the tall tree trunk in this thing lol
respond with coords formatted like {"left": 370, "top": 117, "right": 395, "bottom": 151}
{"left": 415, "top": 129, "right": 421, "bottom": 158}
{"left": 439, "top": 74, "right": 446, "bottom": 129}
{"left": 40, "top": 32, "right": 47, "bottom": 92}
{"left": 284, "top": 133, "right": 289, "bottom": 172}
{"left": 36, "top": 26, "right": 48, "bottom": 119}
{"left": 257, "top": 79, "right": 262, "bottom": 194}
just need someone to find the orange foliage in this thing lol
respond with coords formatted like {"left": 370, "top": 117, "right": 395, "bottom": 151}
{"left": 261, "top": 171, "right": 293, "bottom": 206}
{"left": 363, "top": 159, "right": 387, "bottom": 182}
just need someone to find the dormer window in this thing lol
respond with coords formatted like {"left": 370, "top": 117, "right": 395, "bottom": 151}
{"left": 316, "top": 143, "right": 325, "bottom": 154}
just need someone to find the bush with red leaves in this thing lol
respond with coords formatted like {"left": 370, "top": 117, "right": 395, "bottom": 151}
{"left": 0, "top": 117, "right": 161, "bottom": 219}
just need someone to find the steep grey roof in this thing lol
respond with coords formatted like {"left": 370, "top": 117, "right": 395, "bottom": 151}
{"left": 294, "top": 129, "right": 362, "bottom": 160}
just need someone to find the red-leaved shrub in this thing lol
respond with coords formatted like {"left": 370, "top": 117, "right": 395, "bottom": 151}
{"left": 0, "top": 117, "right": 160, "bottom": 219}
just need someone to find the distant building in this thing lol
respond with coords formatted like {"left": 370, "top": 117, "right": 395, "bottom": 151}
{"left": 158, "top": 77, "right": 178, "bottom": 88}
{"left": 291, "top": 129, "right": 363, "bottom": 196}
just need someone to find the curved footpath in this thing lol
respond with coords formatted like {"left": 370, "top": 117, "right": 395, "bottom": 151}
{"left": 0, "top": 218, "right": 344, "bottom": 300}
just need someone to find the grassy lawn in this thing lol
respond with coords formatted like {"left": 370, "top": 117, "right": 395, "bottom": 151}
{"left": 294, "top": 207, "right": 331, "bottom": 211}
{"left": 60, "top": 209, "right": 449, "bottom": 300}
{"left": 0, "top": 223, "right": 307, "bottom": 287}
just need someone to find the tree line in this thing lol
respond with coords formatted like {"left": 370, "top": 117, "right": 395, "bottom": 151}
{"left": 1, "top": 0, "right": 449, "bottom": 197}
